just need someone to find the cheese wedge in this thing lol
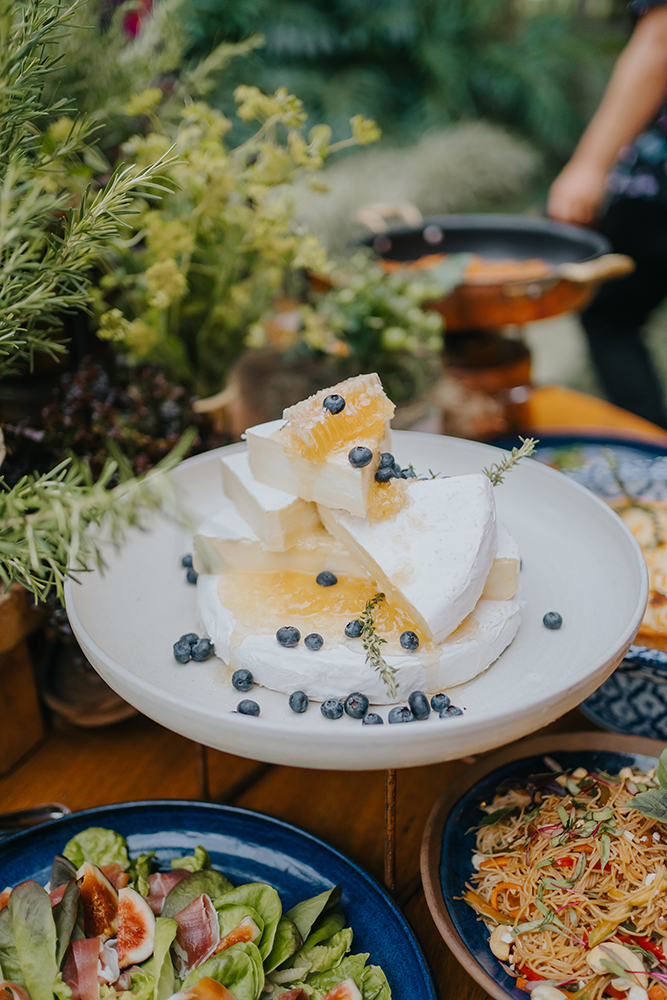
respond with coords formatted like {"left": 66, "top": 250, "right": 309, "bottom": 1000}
{"left": 318, "top": 474, "right": 497, "bottom": 643}
{"left": 193, "top": 508, "right": 362, "bottom": 576}
{"left": 482, "top": 524, "right": 519, "bottom": 601}
{"left": 220, "top": 451, "right": 320, "bottom": 551}
{"left": 246, "top": 419, "right": 390, "bottom": 518}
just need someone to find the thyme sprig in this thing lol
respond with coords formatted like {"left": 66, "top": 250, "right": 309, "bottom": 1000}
{"left": 483, "top": 437, "right": 537, "bottom": 487}
{"left": 359, "top": 592, "right": 397, "bottom": 699}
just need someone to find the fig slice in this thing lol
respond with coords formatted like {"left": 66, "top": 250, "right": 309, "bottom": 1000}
{"left": 76, "top": 863, "right": 118, "bottom": 941}
{"left": 117, "top": 887, "right": 156, "bottom": 969}
{"left": 321, "top": 981, "right": 362, "bottom": 1000}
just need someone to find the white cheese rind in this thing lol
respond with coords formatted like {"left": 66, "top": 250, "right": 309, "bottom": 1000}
{"left": 483, "top": 524, "right": 520, "bottom": 601}
{"left": 220, "top": 451, "right": 320, "bottom": 551}
{"left": 246, "top": 419, "right": 390, "bottom": 517}
{"left": 193, "top": 508, "right": 362, "bottom": 576}
{"left": 318, "top": 475, "right": 498, "bottom": 643}
{"left": 196, "top": 575, "right": 521, "bottom": 703}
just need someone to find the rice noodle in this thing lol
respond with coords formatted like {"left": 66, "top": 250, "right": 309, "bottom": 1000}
{"left": 464, "top": 765, "right": 667, "bottom": 998}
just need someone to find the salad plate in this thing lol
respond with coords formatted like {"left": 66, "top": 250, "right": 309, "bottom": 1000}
{"left": 494, "top": 432, "right": 667, "bottom": 739}
{"left": 0, "top": 799, "right": 437, "bottom": 1000}
{"left": 64, "top": 432, "right": 647, "bottom": 770}
{"left": 420, "top": 731, "right": 665, "bottom": 1000}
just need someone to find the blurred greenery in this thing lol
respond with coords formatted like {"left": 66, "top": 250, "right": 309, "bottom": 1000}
{"left": 179, "top": 0, "right": 627, "bottom": 162}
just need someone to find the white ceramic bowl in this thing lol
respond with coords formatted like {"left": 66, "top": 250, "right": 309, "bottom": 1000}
{"left": 65, "top": 433, "right": 647, "bottom": 770}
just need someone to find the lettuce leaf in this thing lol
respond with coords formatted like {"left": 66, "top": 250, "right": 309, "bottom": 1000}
{"left": 50, "top": 857, "right": 77, "bottom": 891}
{"left": 129, "top": 853, "right": 157, "bottom": 896}
{"left": 306, "top": 952, "right": 369, "bottom": 994}
{"left": 152, "top": 916, "right": 178, "bottom": 1000}
{"left": 9, "top": 881, "right": 59, "bottom": 1000}
{"left": 0, "top": 904, "right": 23, "bottom": 986}
{"left": 295, "top": 927, "right": 353, "bottom": 974}
{"left": 162, "top": 870, "right": 234, "bottom": 919}
{"left": 52, "top": 881, "right": 80, "bottom": 967}
{"left": 228, "top": 941, "right": 264, "bottom": 998}
{"left": 182, "top": 948, "right": 258, "bottom": 1000}
{"left": 361, "top": 963, "right": 391, "bottom": 1000}
{"left": 214, "top": 884, "right": 281, "bottom": 960}
{"left": 286, "top": 888, "right": 340, "bottom": 942}
{"left": 217, "top": 904, "right": 264, "bottom": 942}
{"left": 171, "top": 847, "right": 211, "bottom": 873}
{"left": 263, "top": 915, "right": 301, "bottom": 973}
{"left": 62, "top": 828, "right": 130, "bottom": 870}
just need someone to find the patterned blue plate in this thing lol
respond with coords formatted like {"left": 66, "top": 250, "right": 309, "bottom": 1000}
{"left": 493, "top": 433, "right": 667, "bottom": 738}
{"left": 0, "top": 800, "right": 437, "bottom": 1000}
{"left": 421, "top": 734, "right": 663, "bottom": 1000}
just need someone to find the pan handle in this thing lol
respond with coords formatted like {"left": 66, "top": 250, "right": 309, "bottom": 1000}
{"left": 354, "top": 201, "right": 423, "bottom": 234}
{"left": 557, "top": 253, "right": 635, "bottom": 284}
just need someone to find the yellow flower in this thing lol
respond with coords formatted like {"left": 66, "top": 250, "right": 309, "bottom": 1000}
{"left": 234, "top": 86, "right": 306, "bottom": 128}
{"left": 291, "top": 235, "right": 329, "bottom": 274}
{"left": 125, "top": 319, "right": 159, "bottom": 356}
{"left": 124, "top": 88, "right": 163, "bottom": 117}
{"left": 145, "top": 214, "right": 195, "bottom": 260}
{"left": 382, "top": 327, "right": 408, "bottom": 350}
{"left": 350, "top": 114, "right": 381, "bottom": 146}
{"left": 97, "top": 309, "right": 131, "bottom": 342}
{"left": 145, "top": 259, "right": 187, "bottom": 309}
{"left": 245, "top": 322, "right": 268, "bottom": 348}
{"left": 122, "top": 132, "right": 172, "bottom": 167}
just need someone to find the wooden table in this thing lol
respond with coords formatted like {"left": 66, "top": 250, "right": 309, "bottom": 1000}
{"left": 0, "top": 390, "right": 660, "bottom": 1000}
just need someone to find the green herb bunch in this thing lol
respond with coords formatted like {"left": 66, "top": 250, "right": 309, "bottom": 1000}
{"left": 291, "top": 251, "right": 466, "bottom": 405}
{"left": 89, "top": 51, "right": 380, "bottom": 396}
{"left": 0, "top": 0, "right": 192, "bottom": 603}
{"left": 359, "top": 593, "right": 397, "bottom": 699}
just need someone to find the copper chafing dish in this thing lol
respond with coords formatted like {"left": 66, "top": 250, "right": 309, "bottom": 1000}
{"left": 362, "top": 213, "right": 635, "bottom": 329}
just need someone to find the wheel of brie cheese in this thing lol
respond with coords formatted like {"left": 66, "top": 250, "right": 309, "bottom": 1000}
{"left": 195, "top": 373, "right": 522, "bottom": 706}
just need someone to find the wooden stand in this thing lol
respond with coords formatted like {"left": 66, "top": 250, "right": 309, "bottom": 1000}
{"left": 0, "top": 586, "right": 44, "bottom": 773}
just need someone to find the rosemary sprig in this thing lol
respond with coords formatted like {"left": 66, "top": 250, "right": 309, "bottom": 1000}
{"left": 483, "top": 437, "right": 537, "bottom": 487}
{"left": 359, "top": 592, "right": 397, "bottom": 699}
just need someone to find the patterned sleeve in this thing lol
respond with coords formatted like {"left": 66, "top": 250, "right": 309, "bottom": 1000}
{"left": 628, "top": 0, "right": 667, "bottom": 14}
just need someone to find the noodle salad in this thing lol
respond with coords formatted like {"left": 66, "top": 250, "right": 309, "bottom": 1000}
{"left": 463, "top": 751, "right": 667, "bottom": 1000}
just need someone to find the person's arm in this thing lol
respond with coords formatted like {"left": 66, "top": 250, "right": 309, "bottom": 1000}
{"left": 548, "top": 5, "right": 667, "bottom": 225}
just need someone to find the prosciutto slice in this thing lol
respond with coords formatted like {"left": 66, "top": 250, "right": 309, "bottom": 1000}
{"left": 172, "top": 894, "right": 220, "bottom": 977}
{"left": 146, "top": 870, "right": 190, "bottom": 915}
{"left": 0, "top": 889, "right": 11, "bottom": 913}
{"left": 62, "top": 937, "right": 102, "bottom": 1000}
{"left": 49, "top": 884, "right": 67, "bottom": 907}
{"left": 274, "top": 992, "right": 309, "bottom": 1000}
{"left": 0, "top": 984, "right": 33, "bottom": 1000}
{"left": 214, "top": 917, "right": 260, "bottom": 954}
{"left": 100, "top": 865, "right": 130, "bottom": 891}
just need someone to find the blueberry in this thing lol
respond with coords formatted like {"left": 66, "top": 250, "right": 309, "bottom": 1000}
{"left": 304, "top": 632, "right": 324, "bottom": 650}
{"left": 345, "top": 692, "right": 369, "bottom": 719}
{"left": 430, "top": 692, "right": 450, "bottom": 712}
{"left": 362, "top": 713, "right": 384, "bottom": 725}
{"left": 392, "top": 463, "right": 404, "bottom": 478}
{"left": 186, "top": 567, "right": 199, "bottom": 585}
{"left": 379, "top": 453, "right": 395, "bottom": 468}
{"left": 179, "top": 633, "right": 199, "bottom": 646}
{"left": 277, "top": 626, "right": 300, "bottom": 647}
{"left": 345, "top": 619, "right": 363, "bottom": 638}
{"left": 375, "top": 466, "right": 395, "bottom": 484}
{"left": 440, "top": 705, "right": 463, "bottom": 718}
{"left": 237, "top": 699, "right": 260, "bottom": 716}
{"left": 173, "top": 639, "right": 191, "bottom": 663}
{"left": 323, "top": 394, "right": 345, "bottom": 414}
{"left": 232, "top": 668, "right": 254, "bottom": 692}
{"left": 403, "top": 467, "right": 417, "bottom": 479}
{"left": 348, "top": 446, "right": 373, "bottom": 468}
{"left": 408, "top": 690, "right": 430, "bottom": 720}
{"left": 316, "top": 570, "right": 338, "bottom": 587}
{"left": 191, "top": 638, "right": 214, "bottom": 661}
{"left": 321, "top": 698, "right": 344, "bottom": 720}
{"left": 181, "top": 554, "right": 193, "bottom": 568}
{"left": 388, "top": 706, "right": 414, "bottom": 724}
{"left": 543, "top": 612, "right": 563, "bottom": 630}
{"left": 289, "top": 690, "right": 309, "bottom": 713}
{"left": 400, "top": 630, "right": 419, "bottom": 651}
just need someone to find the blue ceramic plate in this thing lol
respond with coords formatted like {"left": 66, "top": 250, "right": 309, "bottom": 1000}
{"left": 493, "top": 433, "right": 667, "bottom": 737}
{"left": 0, "top": 800, "right": 437, "bottom": 1000}
{"left": 421, "top": 733, "right": 664, "bottom": 1000}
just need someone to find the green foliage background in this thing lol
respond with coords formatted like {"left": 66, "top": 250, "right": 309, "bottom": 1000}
{"left": 180, "top": 0, "right": 625, "bottom": 162}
